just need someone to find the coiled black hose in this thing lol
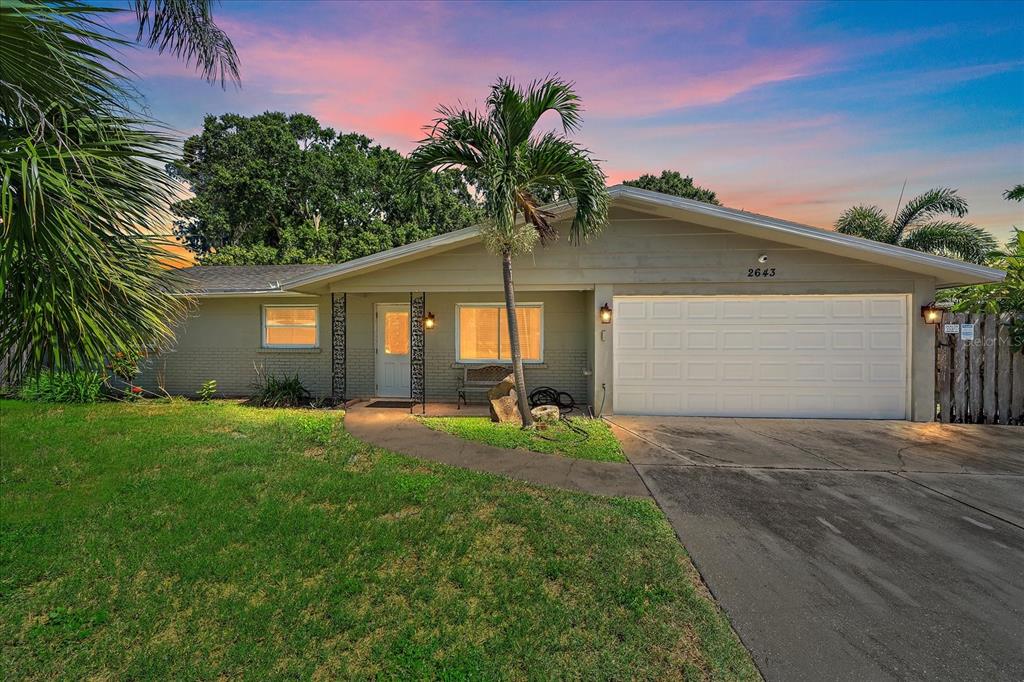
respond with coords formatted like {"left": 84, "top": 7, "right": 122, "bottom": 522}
{"left": 528, "top": 386, "right": 575, "bottom": 413}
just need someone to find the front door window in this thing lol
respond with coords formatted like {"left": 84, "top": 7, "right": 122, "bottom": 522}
{"left": 376, "top": 305, "right": 411, "bottom": 397}
{"left": 384, "top": 310, "right": 410, "bottom": 355}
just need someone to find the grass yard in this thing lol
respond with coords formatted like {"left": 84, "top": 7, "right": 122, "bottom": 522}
{"left": 419, "top": 415, "right": 627, "bottom": 463}
{"left": 0, "top": 400, "right": 756, "bottom": 680}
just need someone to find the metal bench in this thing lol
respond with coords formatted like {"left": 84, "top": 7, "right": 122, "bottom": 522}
{"left": 456, "top": 364, "right": 511, "bottom": 408}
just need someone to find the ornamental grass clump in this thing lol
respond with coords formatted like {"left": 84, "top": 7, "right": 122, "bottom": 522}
{"left": 18, "top": 370, "right": 105, "bottom": 403}
{"left": 249, "top": 366, "right": 310, "bottom": 407}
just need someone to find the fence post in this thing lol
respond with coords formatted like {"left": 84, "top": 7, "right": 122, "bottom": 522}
{"left": 982, "top": 314, "right": 998, "bottom": 423}
{"left": 936, "top": 312, "right": 952, "bottom": 422}
{"left": 952, "top": 312, "right": 967, "bottom": 422}
{"left": 967, "top": 313, "right": 983, "bottom": 422}
{"left": 1012, "top": 313, "right": 1023, "bottom": 425}
{"left": 997, "top": 314, "right": 1012, "bottom": 424}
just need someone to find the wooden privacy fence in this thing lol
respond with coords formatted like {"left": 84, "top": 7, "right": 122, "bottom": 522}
{"left": 935, "top": 312, "right": 1023, "bottom": 424}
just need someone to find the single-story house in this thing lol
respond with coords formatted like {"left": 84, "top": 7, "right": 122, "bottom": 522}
{"left": 138, "top": 185, "right": 1004, "bottom": 421}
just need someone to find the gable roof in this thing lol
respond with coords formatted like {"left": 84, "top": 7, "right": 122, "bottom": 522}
{"left": 279, "top": 185, "right": 1003, "bottom": 291}
{"left": 184, "top": 186, "right": 1004, "bottom": 295}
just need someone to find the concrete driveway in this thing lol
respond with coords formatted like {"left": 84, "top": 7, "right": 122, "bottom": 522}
{"left": 608, "top": 416, "right": 1024, "bottom": 682}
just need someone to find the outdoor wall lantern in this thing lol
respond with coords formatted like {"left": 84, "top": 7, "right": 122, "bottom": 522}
{"left": 920, "top": 303, "right": 942, "bottom": 324}
{"left": 600, "top": 303, "right": 613, "bottom": 324}
{"left": 423, "top": 312, "right": 436, "bottom": 330}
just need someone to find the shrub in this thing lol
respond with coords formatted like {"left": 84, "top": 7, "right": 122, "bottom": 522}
{"left": 19, "top": 370, "right": 105, "bottom": 403}
{"left": 250, "top": 370, "right": 310, "bottom": 407}
{"left": 197, "top": 379, "right": 217, "bottom": 402}
{"left": 108, "top": 352, "right": 141, "bottom": 382}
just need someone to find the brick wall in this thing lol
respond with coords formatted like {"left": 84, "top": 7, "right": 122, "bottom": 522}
{"left": 136, "top": 290, "right": 592, "bottom": 404}
{"left": 421, "top": 347, "right": 588, "bottom": 404}
{"left": 136, "top": 295, "right": 333, "bottom": 398}
{"left": 346, "top": 348, "right": 375, "bottom": 398}
{"left": 137, "top": 348, "right": 330, "bottom": 397}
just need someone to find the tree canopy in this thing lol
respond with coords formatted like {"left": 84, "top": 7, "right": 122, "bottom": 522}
{"left": 938, "top": 229, "right": 1023, "bottom": 313}
{"left": 622, "top": 170, "right": 719, "bottom": 205}
{"left": 170, "top": 112, "right": 483, "bottom": 264}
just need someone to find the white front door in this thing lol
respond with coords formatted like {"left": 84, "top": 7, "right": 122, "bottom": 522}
{"left": 376, "top": 303, "right": 411, "bottom": 397}
{"left": 613, "top": 295, "right": 909, "bottom": 418}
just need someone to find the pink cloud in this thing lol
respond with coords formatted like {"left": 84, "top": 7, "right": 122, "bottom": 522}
{"left": 122, "top": 2, "right": 1021, "bottom": 241}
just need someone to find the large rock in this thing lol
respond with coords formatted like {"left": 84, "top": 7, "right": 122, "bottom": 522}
{"left": 490, "top": 394, "right": 521, "bottom": 423}
{"left": 488, "top": 373, "right": 521, "bottom": 423}
{"left": 486, "top": 374, "right": 516, "bottom": 401}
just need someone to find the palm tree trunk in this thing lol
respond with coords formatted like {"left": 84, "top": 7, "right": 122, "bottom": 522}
{"left": 501, "top": 252, "right": 534, "bottom": 428}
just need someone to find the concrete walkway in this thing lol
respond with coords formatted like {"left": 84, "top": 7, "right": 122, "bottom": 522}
{"left": 343, "top": 402, "right": 649, "bottom": 497}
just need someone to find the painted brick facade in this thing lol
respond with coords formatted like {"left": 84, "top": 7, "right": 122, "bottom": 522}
{"left": 136, "top": 295, "right": 333, "bottom": 398}
{"left": 138, "top": 290, "right": 592, "bottom": 404}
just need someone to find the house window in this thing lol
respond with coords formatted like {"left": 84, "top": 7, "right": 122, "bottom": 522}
{"left": 263, "top": 305, "right": 318, "bottom": 348}
{"left": 457, "top": 304, "right": 543, "bottom": 363}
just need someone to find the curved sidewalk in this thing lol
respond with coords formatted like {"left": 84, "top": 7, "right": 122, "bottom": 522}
{"left": 344, "top": 403, "right": 649, "bottom": 498}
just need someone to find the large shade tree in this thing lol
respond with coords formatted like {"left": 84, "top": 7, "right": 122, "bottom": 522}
{"left": 834, "top": 187, "right": 996, "bottom": 263}
{"left": 170, "top": 112, "right": 482, "bottom": 264}
{"left": 409, "top": 77, "right": 608, "bottom": 427}
{"left": 623, "top": 170, "right": 719, "bottom": 205}
{"left": 0, "top": 0, "right": 238, "bottom": 382}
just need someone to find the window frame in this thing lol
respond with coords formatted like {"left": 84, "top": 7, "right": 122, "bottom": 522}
{"left": 261, "top": 304, "right": 320, "bottom": 349}
{"left": 455, "top": 302, "right": 544, "bottom": 364}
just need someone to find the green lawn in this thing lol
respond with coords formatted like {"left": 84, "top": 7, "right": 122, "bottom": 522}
{"left": 0, "top": 400, "right": 756, "bottom": 680}
{"left": 419, "top": 415, "right": 627, "bottom": 462}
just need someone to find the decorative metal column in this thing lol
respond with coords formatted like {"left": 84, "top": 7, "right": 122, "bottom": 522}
{"left": 331, "top": 293, "right": 346, "bottom": 400}
{"left": 410, "top": 292, "right": 426, "bottom": 408}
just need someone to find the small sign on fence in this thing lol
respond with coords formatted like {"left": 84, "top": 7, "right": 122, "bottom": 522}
{"left": 943, "top": 323, "right": 960, "bottom": 334}
{"left": 960, "top": 324, "right": 975, "bottom": 341}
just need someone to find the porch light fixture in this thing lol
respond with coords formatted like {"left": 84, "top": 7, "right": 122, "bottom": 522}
{"left": 920, "top": 303, "right": 941, "bottom": 324}
{"left": 599, "top": 303, "right": 613, "bottom": 324}
{"left": 423, "top": 311, "right": 436, "bottom": 330}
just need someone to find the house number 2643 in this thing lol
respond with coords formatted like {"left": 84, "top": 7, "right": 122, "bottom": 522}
{"left": 747, "top": 267, "right": 776, "bottom": 278}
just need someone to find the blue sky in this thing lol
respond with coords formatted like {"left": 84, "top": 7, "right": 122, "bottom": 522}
{"left": 120, "top": 0, "right": 1024, "bottom": 238}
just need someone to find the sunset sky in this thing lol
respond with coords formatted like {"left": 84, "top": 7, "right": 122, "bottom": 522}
{"left": 120, "top": 0, "right": 1023, "bottom": 240}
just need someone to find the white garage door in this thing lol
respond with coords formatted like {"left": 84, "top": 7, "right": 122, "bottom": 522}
{"left": 613, "top": 295, "right": 908, "bottom": 418}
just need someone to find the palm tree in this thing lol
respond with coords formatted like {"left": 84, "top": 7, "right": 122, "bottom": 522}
{"left": 1, "top": 1, "right": 238, "bottom": 382}
{"left": 408, "top": 77, "right": 608, "bottom": 427}
{"left": 1005, "top": 184, "right": 1024, "bottom": 202}
{"left": 834, "top": 187, "right": 996, "bottom": 263}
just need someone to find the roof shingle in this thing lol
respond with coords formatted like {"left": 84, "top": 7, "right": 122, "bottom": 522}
{"left": 174, "top": 264, "right": 338, "bottom": 293}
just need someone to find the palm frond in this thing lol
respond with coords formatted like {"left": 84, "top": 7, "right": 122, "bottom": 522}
{"left": 0, "top": 2, "right": 137, "bottom": 141}
{"left": 133, "top": 0, "right": 240, "bottom": 87}
{"left": 486, "top": 76, "right": 582, "bottom": 149}
{"left": 891, "top": 187, "right": 968, "bottom": 237}
{"left": 899, "top": 221, "right": 997, "bottom": 264}
{"left": 834, "top": 205, "right": 892, "bottom": 242}
{"left": 406, "top": 108, "right": 493, "bottom": 197}
{"left": 1, "top": 0, "right": 195, "bottom": 382}
{"left": 525, "top": 133, "right": 606, "bottom": 244}
{"left": 523, "top": 75, "right": 582, "bottom": 134}
{"left": 1, "top": 115, "right": 191, "bottom": 379}
{"left": 1004, "top": 183, "right": 1024, "bottom": 202}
